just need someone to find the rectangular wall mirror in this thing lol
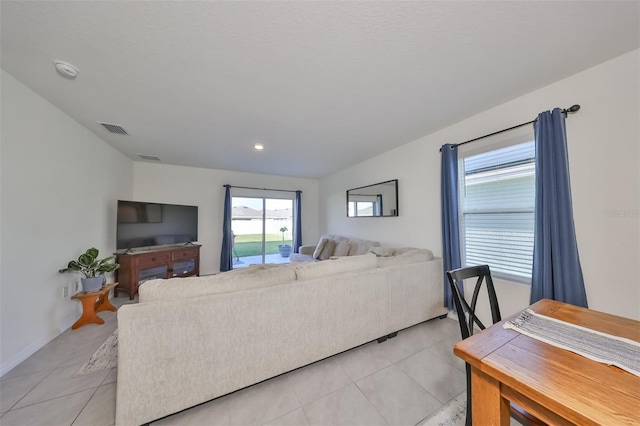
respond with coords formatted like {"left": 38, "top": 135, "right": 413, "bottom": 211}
{"left": 347, "top": 179, "right": 398, "bottom": 217}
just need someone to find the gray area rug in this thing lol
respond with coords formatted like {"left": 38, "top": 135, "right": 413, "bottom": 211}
{"left": 75, "top": 329, "right": 118, "bottom": 376}
{"left": 420, "top": 392, "right": 466, "bottom": 426}
{"left": 420, "top": 392, "right": 522, "bottom": 426}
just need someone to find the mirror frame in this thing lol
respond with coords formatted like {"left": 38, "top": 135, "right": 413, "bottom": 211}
{"left": 346, "top": 179, "right": 398, "bottom": 218}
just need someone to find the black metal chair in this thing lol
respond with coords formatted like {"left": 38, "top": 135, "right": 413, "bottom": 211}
{"left": 447, "top": 265, "right": 544, "bottom": 426}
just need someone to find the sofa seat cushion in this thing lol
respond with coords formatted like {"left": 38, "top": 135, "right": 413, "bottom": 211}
{"left": 139, "top": 264, "right": 297, "bottom": 302}
{"left": 295, "top": 253, "right": 378, "bottom": 280}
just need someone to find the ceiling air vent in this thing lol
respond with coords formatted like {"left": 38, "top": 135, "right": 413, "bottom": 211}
{"left": 98, "top": 122, "right": 128, "bottom": 135}
{"left": 138, "top": 154, "right": 161, "bottom": 161}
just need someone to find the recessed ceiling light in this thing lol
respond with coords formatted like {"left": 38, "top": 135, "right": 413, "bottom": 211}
{"left": 53, "top": 60, "right": 79, "bottom": 79}
{"left": 254, "top": 143, "right": 264, "bottom": 151}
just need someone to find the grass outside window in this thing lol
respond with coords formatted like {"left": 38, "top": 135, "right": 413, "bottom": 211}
{"left": 234, "top": 233, "right": 292, "bottom": 257}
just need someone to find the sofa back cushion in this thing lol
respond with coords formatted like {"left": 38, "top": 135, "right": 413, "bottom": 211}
{"left": 295, "top": 253, "right": 378, "bottom": 280}
{"left": 139, "top": 264, "right": 297, "bottom": 302}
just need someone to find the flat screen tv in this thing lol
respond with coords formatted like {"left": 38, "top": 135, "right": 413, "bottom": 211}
{"left": 116, "top": 200, "right": 198, "bottom": 251}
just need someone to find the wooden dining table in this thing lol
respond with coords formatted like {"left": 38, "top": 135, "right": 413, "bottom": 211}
{"left": 454, "top": 298, "right": 640, "bottom": 425}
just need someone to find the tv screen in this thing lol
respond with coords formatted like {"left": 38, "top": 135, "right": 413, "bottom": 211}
{"left": 116, "top": 200, "right": 198, "bottom": 250}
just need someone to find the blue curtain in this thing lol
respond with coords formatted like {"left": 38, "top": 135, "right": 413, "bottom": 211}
{"left": 530, "top": 108, "right": 587, "bottom": 307}
{"left": 293, "top": 191, "right": 302, "bottom": 253}
{"left": 441, "top": 144, "right": 462, "bottom": 310}
{"left": 219, "top": 184, "right": 233, "bottom": 272}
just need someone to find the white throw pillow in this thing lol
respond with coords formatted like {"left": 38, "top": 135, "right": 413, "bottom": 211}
{"left": 318, "top": 239, "right": 336, "bottom": 260}
{"left": 313, "top": 237, "right": 329, "bottom": 259}
{"left": 333, "top": 241, "right": 351, "bottom": 257}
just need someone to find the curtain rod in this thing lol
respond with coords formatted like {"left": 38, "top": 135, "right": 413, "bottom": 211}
{"left": 223, "top": 184, "right": 301, "bottom": 194}
{"left": 440, "top": 104, "right": 581, "bottom": 152}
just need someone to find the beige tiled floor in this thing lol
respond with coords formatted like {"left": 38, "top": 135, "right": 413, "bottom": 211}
{"left": 1, "top": 295, "right": 468, "bottom": 426}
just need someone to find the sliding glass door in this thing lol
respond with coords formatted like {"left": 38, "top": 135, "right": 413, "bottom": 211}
{"left": 231, "top": 196, "right": 293, "bottom": 267}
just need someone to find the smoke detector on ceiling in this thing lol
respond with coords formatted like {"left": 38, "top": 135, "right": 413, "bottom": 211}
{"left": 53, "top": 60, "right": 79, "bottom": 79}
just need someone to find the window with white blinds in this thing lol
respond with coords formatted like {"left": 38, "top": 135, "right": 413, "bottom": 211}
{"left": 459, "top": 141, "right": 535, "bottom": 282}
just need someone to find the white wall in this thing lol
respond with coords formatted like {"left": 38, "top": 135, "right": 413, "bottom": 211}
{"left": 132, "top": 163, "right": 320, "bottom": 274}
{"left": 320, "top": 50, "right": 640, "bottom": 320}
{"left": 0, "top": 70, "right": 134, "bottom": 375}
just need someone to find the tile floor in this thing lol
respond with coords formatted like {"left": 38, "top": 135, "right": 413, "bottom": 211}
{"left": 1, "top": 295, "right": 470, "bottom": 426}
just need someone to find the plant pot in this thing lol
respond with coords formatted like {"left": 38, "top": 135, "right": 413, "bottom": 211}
{"left": 278, "top": 244, "right": 292, "bottom": 258}
{"left": 81, "top": 276, "right": 105, "bottom": 293}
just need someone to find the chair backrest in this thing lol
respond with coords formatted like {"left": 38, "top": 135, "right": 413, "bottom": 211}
{"left": 446, "top": 265, "right": 501, "bottom": 340}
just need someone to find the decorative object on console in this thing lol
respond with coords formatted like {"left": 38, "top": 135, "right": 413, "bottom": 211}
{"left": 346, "top": 179, "right": 398, "bottom": 217}
{"left": 59, "top": 247, "right": 120, "bottom": 292}
{"left": 278, "top": 226, "right": 292, "bottom": 258}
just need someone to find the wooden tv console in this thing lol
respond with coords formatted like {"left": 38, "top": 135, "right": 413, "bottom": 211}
{"left": 114, "top": 245, "right": 201, "bottom": 300}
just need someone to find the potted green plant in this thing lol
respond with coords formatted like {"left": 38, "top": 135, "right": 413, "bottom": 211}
{"left": 59, "top": 247, "right": 120, "bottom": 292}
{"left": 278, "top": 226, "right": 292, "bottom": 258}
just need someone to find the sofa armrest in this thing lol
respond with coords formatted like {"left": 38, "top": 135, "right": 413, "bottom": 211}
{"left": 299, "top": 245, "right": 316, "bottom": 255}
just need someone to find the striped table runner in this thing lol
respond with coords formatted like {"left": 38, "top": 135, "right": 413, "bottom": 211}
{"left": 504, "top": 309, "right": 640, "bottom": 377}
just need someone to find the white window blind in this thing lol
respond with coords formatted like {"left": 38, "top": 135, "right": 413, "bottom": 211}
{"left": 460, "top": 141, "right": 535, "bottom": 281}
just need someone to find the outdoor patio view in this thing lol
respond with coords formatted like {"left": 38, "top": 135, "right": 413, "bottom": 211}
{"left": 231, "top": 197, "right": 293, "bottom": 268}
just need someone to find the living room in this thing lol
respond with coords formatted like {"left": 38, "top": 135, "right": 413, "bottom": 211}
{"left": 1, "top": 1, "right": 639, "bottom": 424}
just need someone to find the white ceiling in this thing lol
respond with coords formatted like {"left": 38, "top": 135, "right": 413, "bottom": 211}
{"left": 2, "top": 1, "right": 638, "bottom": 179}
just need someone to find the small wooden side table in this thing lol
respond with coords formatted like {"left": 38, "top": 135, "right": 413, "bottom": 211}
{"left": 70, "top": 282, "right": 118, "bottom": 330}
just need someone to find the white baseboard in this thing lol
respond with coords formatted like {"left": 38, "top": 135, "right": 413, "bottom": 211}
{"left": 0, "top": 318, "right": 75, "bottom": 378}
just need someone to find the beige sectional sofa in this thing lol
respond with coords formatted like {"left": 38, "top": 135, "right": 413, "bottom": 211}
{"left": 115, "top": 249, "right": 447, "bottom": 425}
